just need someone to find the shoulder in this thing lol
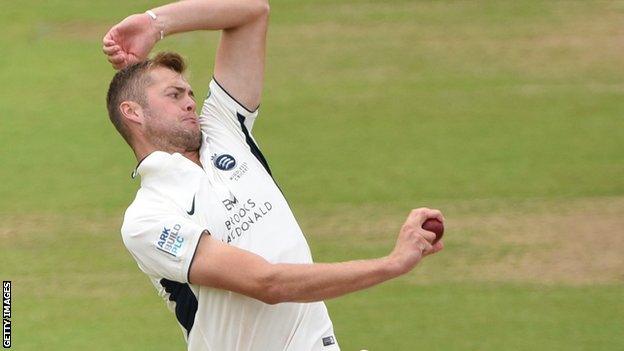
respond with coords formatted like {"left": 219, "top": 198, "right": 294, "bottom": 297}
{"left": 121, "top": 188, "right": 169, "bottom": 241}
{"left": 199, "top": 78, "right": 260, "bottom": 136}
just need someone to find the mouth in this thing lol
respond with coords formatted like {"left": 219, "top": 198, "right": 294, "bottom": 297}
{"left": 181, "top": 115, "right": 199, "bottom": 124}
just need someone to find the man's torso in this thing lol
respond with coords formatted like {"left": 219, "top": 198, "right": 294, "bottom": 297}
{"left": 121, "top": 79, "right": 339, "bottom": 351}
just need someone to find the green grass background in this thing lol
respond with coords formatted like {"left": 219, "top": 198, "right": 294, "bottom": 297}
{"left": 2, "top": 1, "right": 623, "bottom": 350}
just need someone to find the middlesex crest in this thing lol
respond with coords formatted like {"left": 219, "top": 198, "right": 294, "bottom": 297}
{"left": 213, "top": 154, "right": 237, "bottom": 171}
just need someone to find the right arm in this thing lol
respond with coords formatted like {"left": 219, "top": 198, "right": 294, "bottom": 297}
{"left": 189, "top": 208, "right": 445, "bottom": 304}
{"left": 102, "top": 0, "right": 269, "bottom": 110}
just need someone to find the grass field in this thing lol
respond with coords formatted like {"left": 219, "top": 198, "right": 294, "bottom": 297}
{"left": 2, "top": 0, "right": 623, "bottom": 350}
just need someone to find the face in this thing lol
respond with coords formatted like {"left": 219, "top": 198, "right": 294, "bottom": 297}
{"left": 141, "top": 66, "right": 201, "bottom": 152}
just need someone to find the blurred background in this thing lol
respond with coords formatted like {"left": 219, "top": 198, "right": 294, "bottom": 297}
{"left": 1, "top": 0, "right": 623, "bottom": 350}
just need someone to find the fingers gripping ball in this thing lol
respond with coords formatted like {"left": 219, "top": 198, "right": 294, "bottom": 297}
{"left": 422, "top": 218, "right": 444, "bottom": 245}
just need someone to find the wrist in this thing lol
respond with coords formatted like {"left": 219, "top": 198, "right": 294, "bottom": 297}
{"left": 381, "top": 255, "right": 405, "bottom": 278}
{"left": 146, "top": 10, "right": 165, "bottom": 41}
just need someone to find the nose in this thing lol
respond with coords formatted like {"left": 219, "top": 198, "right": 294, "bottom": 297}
{"left": 184, "top": 96, "right": 196, "bottom": 112}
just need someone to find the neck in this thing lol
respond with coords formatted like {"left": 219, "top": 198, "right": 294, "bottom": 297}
{"left": 132, "top": 140, "right": 202, "bottom": 168}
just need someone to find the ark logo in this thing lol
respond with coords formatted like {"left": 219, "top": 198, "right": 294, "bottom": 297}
{"left": 214, "top": 154, "right": 237, "bottom": 171}
{"left": 156, "top": 224, "right": 184, "bottom": 257}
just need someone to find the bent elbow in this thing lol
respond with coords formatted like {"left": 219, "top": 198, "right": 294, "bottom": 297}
{"left": 260, "top": 282, "right": 286, "bottom": 305}
{"left": 254, "top": 0, "right": 270, "bottom": 18}
{"left": 256, "top": 268, "right": 286, "bottom": 305}
{"left": 259, "top": 290, "right": 282, "bottom": 305}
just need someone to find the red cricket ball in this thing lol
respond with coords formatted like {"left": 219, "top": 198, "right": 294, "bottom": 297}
{"left": 422, "top": 218, "right": 444, "bottom": 245}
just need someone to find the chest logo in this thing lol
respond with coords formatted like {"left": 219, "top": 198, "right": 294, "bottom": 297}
{"left": 214, "top": 154, "right": 237, "bottom": 171}
{"left": 186, "top": 195, "right": 196, "bottom": 215}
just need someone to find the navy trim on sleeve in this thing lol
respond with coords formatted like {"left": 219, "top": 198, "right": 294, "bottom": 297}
{"left": 186, "top": 230, "right": 209, "bottom": 283}
{"left": 160, "top": 279, "right": 198, "bottom": 337}
{"left": 212, "top": 77, "right": 259, "bottom": 114}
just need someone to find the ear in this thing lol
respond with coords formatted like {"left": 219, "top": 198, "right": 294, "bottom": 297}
{"left": 119, "top": 101, "right": 145, "bottom": 125}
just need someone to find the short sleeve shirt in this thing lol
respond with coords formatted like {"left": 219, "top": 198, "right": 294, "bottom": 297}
{"left": 121, "top": 79, "right": 340, "bottom": 351}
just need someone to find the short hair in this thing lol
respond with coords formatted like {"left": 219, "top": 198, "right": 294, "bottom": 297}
{"left": 106, "top": 52, "right": 187, "bottom": 145}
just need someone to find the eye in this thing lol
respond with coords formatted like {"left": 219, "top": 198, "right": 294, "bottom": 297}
{"left": 169, "top": 92, "right": 179, "bottom": 99}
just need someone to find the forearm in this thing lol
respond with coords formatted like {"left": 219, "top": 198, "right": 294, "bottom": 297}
{"left": 190, "top": 234, "right": 405, "bottom": 304}
{"left": 150, "top": 0, "right": 269, "bottom": 37}
{"left": 190, "top": 206, "right": 445, "bottom": 305}
{"left": 265, "top": 257, "right": 402, "bottom": 304}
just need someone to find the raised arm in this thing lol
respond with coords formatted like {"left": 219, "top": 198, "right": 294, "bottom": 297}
{"left": 189, "top": 208, "right": 445, "bottom": 304}
{"left": 102, "top": 0, "right": 269, "bottom": 109}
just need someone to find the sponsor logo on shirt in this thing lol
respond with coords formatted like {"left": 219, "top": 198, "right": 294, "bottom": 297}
{"left": 156, "top": 224, "right": 185, "bottom": 257}
{"left": 322, "top": 336, "right": 336, "bottom": 347}
{"left": 186, "top": 194, "right": 196, "bottom": 215}
{"left": 222, "top": 196, "right": 239, "bottom": 211}
{"left": 223, "top": 198, "right": 274, "bottom": 243}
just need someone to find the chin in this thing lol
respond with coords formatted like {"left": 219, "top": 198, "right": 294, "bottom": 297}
{"left": 190, "top": 130, "right": 202, "bottom": 150}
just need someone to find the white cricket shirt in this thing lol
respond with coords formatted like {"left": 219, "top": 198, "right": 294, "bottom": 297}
{"left": 121, "top": 79, "right": 340, "bottom": 351}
